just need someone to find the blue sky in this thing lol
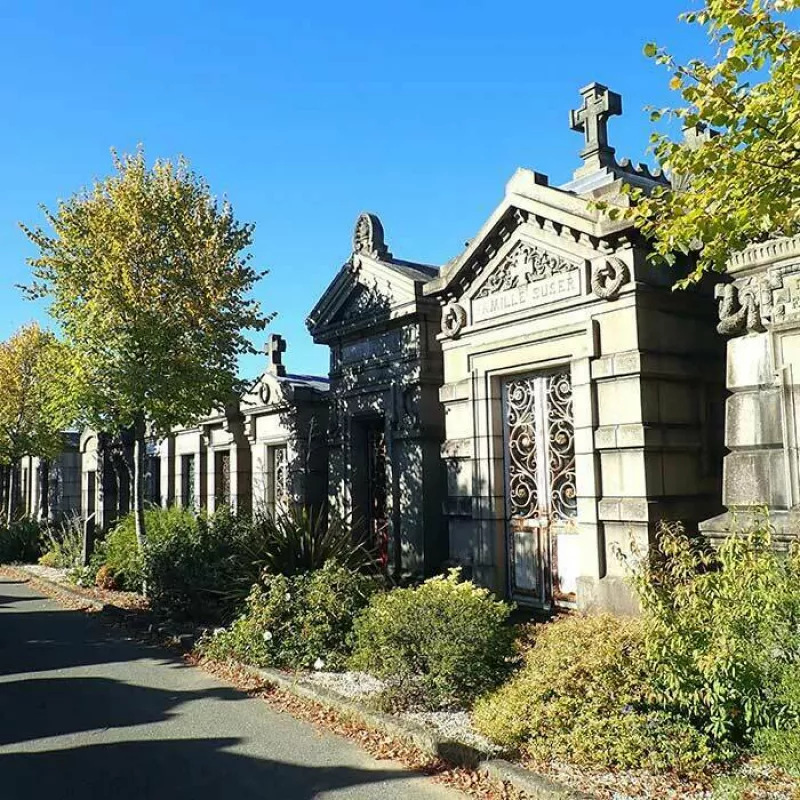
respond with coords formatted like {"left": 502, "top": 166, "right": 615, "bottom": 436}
{"left": 0, "top": 0, "right": 708, "bottom": 378}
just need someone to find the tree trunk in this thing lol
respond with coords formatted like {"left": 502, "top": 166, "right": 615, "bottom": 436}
{"left": 6, "top": 462, "right": 16, "bottom": 528}
{"left": 133, "top": 412, "right": 147, "bottom": 551}
{"left": 38, "top": 459, "right": 50, "bottom": 523}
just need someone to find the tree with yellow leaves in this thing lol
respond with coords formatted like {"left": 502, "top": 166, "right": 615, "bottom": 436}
{"left": 619, "top": 0, "right": 800, "bottom": 284}
{"left": 0, "top": 323, "right": 73, "bottom": 525}
{"left": 22, "top": 149, "right": 268, "bottom": 547}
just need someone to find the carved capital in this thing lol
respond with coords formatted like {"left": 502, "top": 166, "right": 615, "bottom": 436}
{"left": 591, "top": 257, "right": 629, "bottom": 300}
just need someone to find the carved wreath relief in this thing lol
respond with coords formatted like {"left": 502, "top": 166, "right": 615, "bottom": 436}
{"left": 441, "top": 302, "right": 467, "bottom": 338}
{"left": 590, "top": 258, "right": 629, "bottom": 300}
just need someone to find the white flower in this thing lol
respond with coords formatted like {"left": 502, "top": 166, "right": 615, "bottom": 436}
{"left": 263, "top": 630, "right": 273, "bottom": 642}
{"left": 313, "top": 658, "right": 325, "bottom": 671}
{"left": 284, "top": 592, "right": 291, "bottom": 601}
{"left": 213, "top": 627, "right": 225, "bottom": 637}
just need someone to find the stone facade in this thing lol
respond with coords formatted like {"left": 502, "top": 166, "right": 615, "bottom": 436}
{"left": 76, "top": 335, "right": 329, "bottom": 536}
{"left": 308, "top": 214, "right": 445, "bottom": 578}
{"left": 701, "top": 236, "right": 800, "bottom": 547}
{"left": 18, "top": 432, "right": 81, "bottom": 522}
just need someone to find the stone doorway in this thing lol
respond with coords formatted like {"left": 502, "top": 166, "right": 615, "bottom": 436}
{"left": 502, "top": 371, "right": 578, "bottom": 609}
{"left": 351, "top": 418, "right": 390, "bottom": 569}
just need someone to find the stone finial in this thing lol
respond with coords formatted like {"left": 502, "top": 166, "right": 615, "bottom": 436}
{"left": 683, "top": 122, "right": 720, "bottom": 151}
{"left": 266, "top": 333, "right": 287, "bottom": 377}
{"left": 353, "top": 212, "right": 389, "bottom": 260}
{"left": 569, "top": 82, "right": 623, "bottom": 172}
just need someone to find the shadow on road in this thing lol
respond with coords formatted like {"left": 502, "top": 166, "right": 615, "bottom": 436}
{"left": 0, "top": 578, "right": 431, "bottom": 800}
{"left": 0, "top": 737, "right": 416, "bottom": 800}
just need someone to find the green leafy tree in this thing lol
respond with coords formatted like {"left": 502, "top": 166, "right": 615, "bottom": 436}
{"left": 23, "top": 149, "right": 268, "bottom": 547}
{"left": 624, "top": 0, "right": 800, "bottom": 284}
{"left": 0, "top": 323, "right": 73, "bottom": 525}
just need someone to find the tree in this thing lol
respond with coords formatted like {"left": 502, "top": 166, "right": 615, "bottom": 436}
{"left": 0, "top": 323, "right": 73, "bottom": 525}
{"left": 622, "top": 0, "right": 800, "bottom": 285}
{"left": 23, "top": 149, "right": 269, "bottom": 548}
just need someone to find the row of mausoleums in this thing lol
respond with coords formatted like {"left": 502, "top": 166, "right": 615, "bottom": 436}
{"left": 16, "top": 82, "right": 798, "bottom": 613}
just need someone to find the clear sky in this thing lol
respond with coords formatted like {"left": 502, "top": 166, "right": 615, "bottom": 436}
{"left": 0, "top": 0, "right": 708, "bottom": 379}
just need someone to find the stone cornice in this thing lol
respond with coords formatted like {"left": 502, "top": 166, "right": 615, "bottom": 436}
{"left": 728, "top": 236, "right": 800, "bottom": 276}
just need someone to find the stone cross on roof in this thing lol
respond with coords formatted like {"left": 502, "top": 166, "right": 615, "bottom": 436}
{"left": 569, "top": 82, "right": 622, "bottom": 173}
{"left": 266, "top": 333, "right": 287, "bottom": 377}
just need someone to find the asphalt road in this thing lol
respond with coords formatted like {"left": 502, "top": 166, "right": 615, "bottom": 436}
{"left": 0, "top": 576, "right": 459, "bottom": 800}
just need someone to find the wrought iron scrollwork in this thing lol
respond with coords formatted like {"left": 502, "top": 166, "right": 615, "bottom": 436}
{"left": 546, "top": 374, "right": 577, "bottom": 520}
{"left": 505, "top": 377, "right": 539, "bottom": 520}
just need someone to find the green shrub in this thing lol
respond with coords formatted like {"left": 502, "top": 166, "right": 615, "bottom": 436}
{"left": 38, "top": 549, "right": 62, "bottom": 568}
{"left": 0, "top": 519, "right": 43, "bottom": 563}
{"left": 754, "top": 662, "right": 800, "bottom": 775}
{"left": 200, "top": 562, "right": 381, "bottom": 670}
{"left": 101, "top": 515, "right": 147, "bottom": 591}
{"left": 350, "top": 569, "right": 515, "bottom": 710}
{"left": 754, "top": 727, "right": 800, "bottom": 776}
{"left": 140, "top": 506, "right": 229, "bottom": 619}
{"left": 473, "top": 614, "right": 714, "bottom": 774}
{"left": 39, "top": 514, "right": 84, "bottom": 569}
{"left": 626, "top": 519, "right": 800, "bottom": 746}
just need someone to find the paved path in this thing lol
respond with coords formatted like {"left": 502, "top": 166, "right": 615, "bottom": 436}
{"left": 0, "top": 577, "right": 459, "bottom": 800}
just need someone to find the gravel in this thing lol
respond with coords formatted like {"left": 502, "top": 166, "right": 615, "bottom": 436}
{"left": 404, "top": 711, "right": 500, "bottom": 755}
{"left": 305, "top": 670, "right": 385, "bottom": 699}
{"left": 304, "top": 671, "right": 499, "bottom": 755}
{"left": 22, "top": 564, "right": 69, "bottom": 583}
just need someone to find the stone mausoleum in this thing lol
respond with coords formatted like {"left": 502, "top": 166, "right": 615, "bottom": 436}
{"left": 311, "top": 83, "right": 727, "bottom": 611}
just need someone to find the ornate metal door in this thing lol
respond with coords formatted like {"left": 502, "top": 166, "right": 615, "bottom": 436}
{"left": 503, "top": 372, "right": 578, "bottom": 607}
{"left": 367, "top": 425, "right": 389, "bottom": 569}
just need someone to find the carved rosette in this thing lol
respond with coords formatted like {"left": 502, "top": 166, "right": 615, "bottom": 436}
{"left": 591, "top": 258, "right": 629, "bottom": 300}
{"left": 441, "top": 302, "right": 467, "bottom": 338}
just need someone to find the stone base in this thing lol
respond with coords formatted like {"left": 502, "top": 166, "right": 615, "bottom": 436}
{"left": 699, "top": 509, "right": 800, "bottom": 550}
{"left": 576, "top": 575, "right": 640, "bottom": 616}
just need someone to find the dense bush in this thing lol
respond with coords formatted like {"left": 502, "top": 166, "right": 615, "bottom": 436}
{"left": 626, "top": 520, "right": 800, "bottom": 746}
{"left": 89, "top": 505, "right": 379, "bottom": 622}
{"left": 754, "top": 662, "right": 800, "bottom": 775}
{"left": 141, "top": 506, "right": 241, "bottom": 620}
{"left": 350, "top": 569, "right": 515, "bottom": 710}
{"left": 0, "top": 519, "right": 43, "bottom": 563}
{"left": 39, "top": 514, "right": 84, "bottom": 569}
{"left": 473, "top": 614, "right": 714, "bottom": 774}
{"left": 200, "top": 561, "right": 381, "bottom": 670}
{"left": 100, "top": 514, "right": 148, "bottom": 591}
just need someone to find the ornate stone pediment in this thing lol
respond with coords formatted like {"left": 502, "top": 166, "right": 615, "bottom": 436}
{"left": 336, "top": 278, "right": 395, "bottom": 324}
{"left": 464, "top": 239, "right": 584, "bottom": 324}
{"left": 474, "top": 241, "right": 577, "bottom": 298}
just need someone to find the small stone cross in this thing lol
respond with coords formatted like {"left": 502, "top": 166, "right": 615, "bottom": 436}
{"left": 569, "top": 82, "right": 622, "bottom": 170}
{"left": 266, "top": 333, "right": 287, "bottom": 377}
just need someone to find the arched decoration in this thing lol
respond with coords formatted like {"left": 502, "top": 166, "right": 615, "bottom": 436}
{"left": 441, "top": 302, "right": 467, "bottom": 338}
{"left": 353, "top": 212, "right": 389, "bottom": 260}
{"left": 591, "top": 257, "right": 629, "bottom": 300}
